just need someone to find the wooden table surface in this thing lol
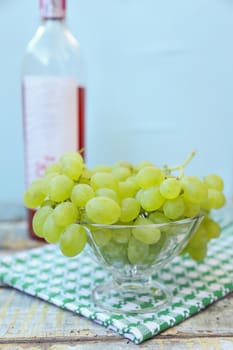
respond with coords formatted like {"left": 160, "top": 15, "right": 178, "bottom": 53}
{"left": 0, "top": 213, "right": 232, "bottom": 350}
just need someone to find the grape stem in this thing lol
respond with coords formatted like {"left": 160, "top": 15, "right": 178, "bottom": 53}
{"left": 163, "top": 150, "right": 196, "bottom": 178}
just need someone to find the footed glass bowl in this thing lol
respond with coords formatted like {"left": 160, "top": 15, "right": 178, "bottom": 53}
{"left": 84, "top": 216, "right": 203, "bottom": 313}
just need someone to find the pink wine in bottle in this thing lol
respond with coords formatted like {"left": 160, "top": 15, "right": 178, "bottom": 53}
{"left": 22, "top": 0, "right": 86, "bottom": 239}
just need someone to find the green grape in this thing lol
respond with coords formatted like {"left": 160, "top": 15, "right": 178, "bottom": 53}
{"left": 135, "top": 188, "right": 144, "bottom": 202}
{"left": 201, "top": 189, "right": 226, "bottom": 210}
{"left": 32, "top": 206, "right": 53, "bottom": 238}
{"left": 189, "top": 223, "right": 208, "bottom": 246}
{"left": 145, "top": 232, "right": 167, "bottom": 264}
{"left": 159, "top": 178, "right": 181, "bottom": 199}
{"left": 186, "top": 223, "right": 208, "bottom": 261}
{"left": 23, "top": 179, "right": 47, "bottom": 209}
{"left": 132, "top": 217, "right": 161, "bottom": 244}
{"left": 101, "top": 240, "right": 128, "bottom": 264}
{"left": 59, "top": 152, "right": 83, "bottom": 180}
{"left": 92, "top": 165, "right": 112, "bottom": 173}
{"left": 127, "top": 236, "right": 149, "bottom": 264}
{"left": 59, "top": 224, "right": 88, "bottom": 257}
{"left": 95, "top": 188, "right": 119, "bottom": 203}
{"left": 139, "top": 186, "right": 165, "bottom": 212}
{"left": 79, "top": 166, "right": 93, "bottom": 184}
{"left": 120, "top": 197, "right": 141, "bottom": 222}
{"left": 112, "top": 227, "right": 131, "bottom": 243}
{"left": 203, "top": 216, "right": 221, "bottom": 239}
{"left": 181, "top": 176, "right": 208, "bottom": 204}
{"left": 163, "top": 197, "right": 185, "bottom": 220}
{"left": 53, "top": 202, "right": 79, "bottom": 227}
{"left": 47, "top": 174, "right": 74, "bottom": 202}
{"left": 134, "top": 161, "right": 154, "bottom": 173}
{"left": 45, "top": 163, "right": 62, "bottom": 175}
{"left": 182, "top": 196, "right": 200, "bottom": 218}
{"left": 188, "top": 242, "right": 207, "bottom": 261}
{"left": 85, "top": 196, "right": 121, "bottom": 224}
{"left": 90, "top": 172, "right": 118, "bottom": 191}
{"left": 136, "top": 166, "right": 165, "bottom": 189}
{"left": 71, "top": 184, "right": 95, "bottom": 207}
{"left": 41, "top": 199, "right": 55, "bottom": 208}
{"left": 112, "top": 166, "right": 131, "bottom": 181}
{"left": 204, "top": 174, "right": 224, "bottom": 191}
{"left": 113, "top": 160, "right": 133, "bottom": 170}
{"left": 43, "top": 214, "right": 64, "bottom": 243}
{"left": 118, "top": 178, "right": 139, "bottom": 199}
{"left": 90, "top": 227, "right": 112, "bottom": 247}
{"left": 148, "top": 211, "right": 170, "bottom": 224}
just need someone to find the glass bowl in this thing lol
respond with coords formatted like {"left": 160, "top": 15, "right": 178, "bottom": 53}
{"left": 83, "top": 215, "right": 203, "bottom": 313}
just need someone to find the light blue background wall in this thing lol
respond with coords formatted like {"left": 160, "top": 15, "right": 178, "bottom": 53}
{"left": 1, "top": 0, "right": 233, "bottom": 205}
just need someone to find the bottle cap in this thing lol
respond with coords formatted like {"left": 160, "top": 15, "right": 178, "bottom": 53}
{"left": 40, "top": 0, "right": 66, "bottom": 19}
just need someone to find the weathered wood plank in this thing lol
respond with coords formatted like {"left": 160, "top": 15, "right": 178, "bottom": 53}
{"left": 0, "top": 288, "right": 232, "bottom": 342}
{"left": 0, "top": 337, "right": 233, "bottom": 349}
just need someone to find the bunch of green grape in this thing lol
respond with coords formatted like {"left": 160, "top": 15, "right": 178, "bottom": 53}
{"left": 23, "top": 151, "right": 225, "bottom": 261}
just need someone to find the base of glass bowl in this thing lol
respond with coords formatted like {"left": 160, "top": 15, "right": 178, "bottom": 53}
{"left": 92, "top": 279, "right": 172, "bottom": 314}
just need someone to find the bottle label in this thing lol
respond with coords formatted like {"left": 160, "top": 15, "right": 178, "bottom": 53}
{"left": 23, "top": 76, "right": 79, "bottom": 185}
{"left": 40, "top": 0, "right": 66, "bottom": 19}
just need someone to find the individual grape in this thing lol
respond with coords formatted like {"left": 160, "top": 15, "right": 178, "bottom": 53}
{"left": 90, "top": 227, "right": 112, "bottom": 247}
{"left": 132, "top": 217, "right": 161, "bottom": 244}
{"left": 181, "top": 176, "right": 208, "bottom": 204}
{"left": 79, "top": 166, "right": 93, "bottom": 184}
{"left": 120, "top": 197, "right": 141, "bottom": 223}
{"left": 92, "top": 165, "right": 112, "bottom": 173}
{"left": 43, "top": 214, "right": 64, "bottom": 243}
{"left": 112, "top": 227, "right": 131, "bottom": 244}
{"left": 95, "top": 188, "right": 119, "bottom": 203}
{"left": 145, "top": 232, "right": 167, "bottom": 264}
{"left": 41, "top": 199, "right": 55, "bottom": 208}
{"left": 139, "top": 186, "right": 165, "bottom": 212}
{"left": 23, "top": 178, "right": 47, "bottom": 209}
{"left": 185, "top": 223, "right": 208, "bottom": 261}
{"left": 59, "top": 152, "right": 83, "bottom": 180}
{"left": 112, "top": 166, "right": 131, "bottom": 181}
{"left": 59, "top": 224, "right": 88, "bottom": 257}
{"left": 90, "top": 172, "right": 118, "bottom": 191}
{"left": 45, "top": 163, "right": 62, "bottom": 175}
{"left": 163, "top": 197, "right": 185, "bottom": 220}
{"left": 134, "top": 161, "right": 154, "bottom": 173}
{"left": 101, "top": 240, "right": 128, "bottom": 265}
{"left": 53, "top": 202, "right": 79, "bottom": 227}
{"left": 113, "top": 160, "right": 133, "bottom": 170}
{"left": 127, "top": 236, "right": 149, "bottom": 264}
{"left": 71, "top": 184, "right": 95, "bottom": 207}
{"left": 136, "top": 166, "right": 165, "bottom": 189}
{"left": 85, "top": 196, "right": 121, "bottom": 224}
{"left": 201, "top": 189, "right": 226, "bottom": 210}
{"left": 188, "top": 242, "right": 207, "bottom": 261}
{"left": 204, "top": 174, "right": 224, "bottom": 191}
{"left": 118, "top": 178, "right": 139, "bottom": 199}
{"left": 47, "top": 174, "right": 74, "bottom": 202}
{"left": 135, "top": 188, "right": 144, "bottom": 203}
{"left": 182, "top": 196, "right": 200, "bottom": 218}
{"left": 148, "top": 211, "right": 170, "bottom": 224}
{"left": 160, "top": 178, "right": 181, "bottom": 199}
{"left": 32, "top": 206, "right": 53, "bottom": 237}
{"left": 203, "top": 216, "right": 221, "bottom": 239}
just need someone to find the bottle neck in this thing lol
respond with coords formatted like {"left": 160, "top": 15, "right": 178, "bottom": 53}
{"left": 40, "top": 0, "right": 66, "bottom": 20}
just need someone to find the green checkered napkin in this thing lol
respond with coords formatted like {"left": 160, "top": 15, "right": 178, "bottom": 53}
{"left": 0, "top": 210, "right": 233, "bottom": 344}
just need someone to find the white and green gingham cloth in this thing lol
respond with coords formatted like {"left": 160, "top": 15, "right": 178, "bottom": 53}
{"left": 0, "top": 210, "right": 233, "bottom": 344}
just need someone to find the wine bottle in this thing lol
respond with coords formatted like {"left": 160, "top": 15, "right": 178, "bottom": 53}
{"left": 22, "top": 0, "right": 86, "bottom": 239}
